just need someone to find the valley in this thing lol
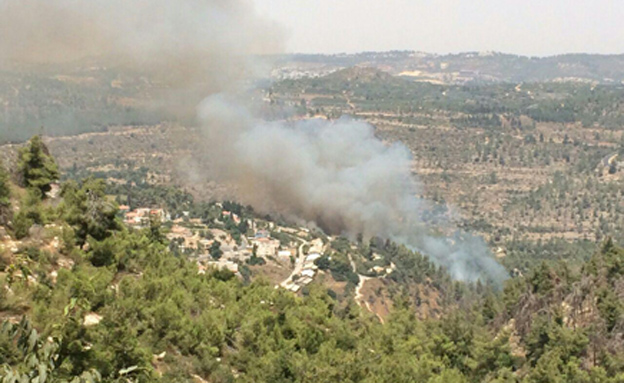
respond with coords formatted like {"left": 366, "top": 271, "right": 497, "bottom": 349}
{"left": 1, "top": 51, "right": 624, "bottom": 383}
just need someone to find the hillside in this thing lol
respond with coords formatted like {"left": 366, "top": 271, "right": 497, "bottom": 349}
{"left": 1, "top": 61, "right": 622, "bottom": 277}
{"left": 274, "top": 51, "right": 624, "bottom": 84}
{"left": 2, "top": 137, "right": 624, "bottom": 382}
{"left": 270, "top": 69, "right": 624, "bottom": 271}
{"left": 0, "top": 65, "right": 170, "bottom": 144}
{"left": 4, "top": 51, "right": 624, "bottom": 143}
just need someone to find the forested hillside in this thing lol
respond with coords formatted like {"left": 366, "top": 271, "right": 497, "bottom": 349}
{"left": 5, "top": 52, "right": 624, "bottom": 144}
{"left": 1, "top": 138, "right": 624, "bottom": 382}
{"left": 270, "top": 66, "right": 624, "bottom": 273}
{"left": 0, "top": 67, "right": 167, "bottom": 143}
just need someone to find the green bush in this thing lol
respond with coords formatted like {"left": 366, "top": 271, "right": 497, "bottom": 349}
{"left": 12, "top": 211, "right": 33, "bottom": 239}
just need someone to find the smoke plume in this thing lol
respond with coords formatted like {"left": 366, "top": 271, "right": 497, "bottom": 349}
{"left": 198, "top": 96, "right": 508, "bottom": 284}
{"left": 1, "top": 0, "right": 506, "bottom": 283}
{"left": 0, "top": 0, "right": 283, "bottom": 116}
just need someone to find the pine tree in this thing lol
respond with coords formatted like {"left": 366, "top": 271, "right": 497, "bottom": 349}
{"left": 17, "top": 135, "right": 59, "bottom": 196}
{"left": 61, "top": 178, "right": 120, "bottom": 247}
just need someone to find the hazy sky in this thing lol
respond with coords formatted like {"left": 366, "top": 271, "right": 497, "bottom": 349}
{"left": 253, "top": 0, "right": 624, "bottom": 56}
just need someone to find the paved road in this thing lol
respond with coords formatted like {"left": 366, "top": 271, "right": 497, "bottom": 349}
{"left": 280, "top": 239, "right": 309, "bottom": 288}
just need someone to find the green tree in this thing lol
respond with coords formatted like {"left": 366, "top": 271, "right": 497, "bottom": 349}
{"left": 61, "top": 178, "right": 120, "bottom": 248}
{"left": 17, "top": 135, "right": 59, "bottom": 196}
{"left": 0, "top": 163, "right": 11, "bottom": 226}
{"left": 12, "top": 211, "right": 33, "bottom": 239}
{"left": 88, "top": 236, "right": 119, "bottom": 267}
{"left": 210, "top": 240, "right": 223, "bottom": 260}
{"left": 487, "top": 171, "right": 498, "bottom": 185}
{"left": 0, "top": 317, "right": 102, "bottom": 383}
{"left": 608, "top": 161, "right": 617, "bottom": 175}
{"left": 146, "top": 215, "right": 165, "bottom": 244}
{"left": 9, "top": 188, "right": 45, "bottom": 239}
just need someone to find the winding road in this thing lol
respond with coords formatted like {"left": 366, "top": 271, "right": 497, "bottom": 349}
{"left": 279, "top": 239, "right": 309, "bottom": 288}
{"left": 349, "top": 253, "right": 388, "bottom": 323}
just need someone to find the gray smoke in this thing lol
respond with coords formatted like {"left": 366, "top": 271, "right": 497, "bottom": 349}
{"left": 1, "top": 0, "right": 506, "bottom": 284}
{"left": 0, "top": 0, "right": 283, "bottom": 116}
{"left": 198, "top": 95, "right": 508, "bottom": 284}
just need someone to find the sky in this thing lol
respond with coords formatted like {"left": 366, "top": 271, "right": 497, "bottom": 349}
{"left": 253, "top": 0, "right": 624, "bottom": 56}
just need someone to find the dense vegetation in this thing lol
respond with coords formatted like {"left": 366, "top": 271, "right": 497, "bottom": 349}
{"left": 1, "top": 53, "right": 623, "bottom": 382}
{"left": 0, "top": 137, "right": 623, "bottom": 382}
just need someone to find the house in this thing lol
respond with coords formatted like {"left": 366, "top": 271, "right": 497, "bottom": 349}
{"left": 254, "top": 230, "right": 270, "bottom": 239}
{"left": 124, "top": 211, "right": 141, "bottom": 226}
{"left": 198, "top": 239, "right": 213, "bottom": 252}
{"left": 301, "top": 269, "right": 315, "bottom": 278}
{"left": 278, "top": 250, "right": 293, "bottom": 258}
{"left": 170, "top": 225, "right": 192, "bottom": 237}
{"left": 306, "top": 253, "right": 321, "bottom": 263}
{"left": 149, "top": 209, "right": 170, "bottom": 222}
{"left": 369, "top": 266, "right": 385, "bottom": 274}
{"left": 206, "top": 260, "right": 239, "bottom": 274}
{"left": 166, "top": 225, "right": 210, "bottom": 253}
{"left": 289, "top": 284, "right": 301, "bottom": 292}
{"left": 123, "top": 207, "right": 170, "bottom": 227}
{"left": 309, "top": 239, "right": 324, "bottom": 254}
{"left": 251, "top": 236, "right": 280, "bottom": 258}
{"left": 250, "top": 229, "right": 280, "bottom": 257}
{"left": 303, "top": 262, "right": 318, "bottom": 270}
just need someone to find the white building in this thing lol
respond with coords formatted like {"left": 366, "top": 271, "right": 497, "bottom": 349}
{"left": 278, "top": 250, "right": 293, "bottom": 258}
{"left": 306, "top": 253, "right": 322, "bottom": 262}
{"left": 301, "top": 269, "right": 316, "bottom": 278}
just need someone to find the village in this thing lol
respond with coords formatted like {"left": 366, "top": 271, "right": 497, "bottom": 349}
{"left": 118, "top": 203, "right": 330, "bottom": 293}
{"left": 1, "top": 195, "right": 392, "bottom": 302}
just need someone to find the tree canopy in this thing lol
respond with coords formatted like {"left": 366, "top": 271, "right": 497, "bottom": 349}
{"left": 17, "top": 135, "right": 59, "bottom": 196}
{"left": 1, "top": 137, "right": 624, "bottom": 383}
{"left": 60, "top": 178, "right": 120, "bottom": 248}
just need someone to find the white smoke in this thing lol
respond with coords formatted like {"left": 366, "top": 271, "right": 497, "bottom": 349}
{"left": 198, "top": 95, "right": 508, "bottom": 284}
